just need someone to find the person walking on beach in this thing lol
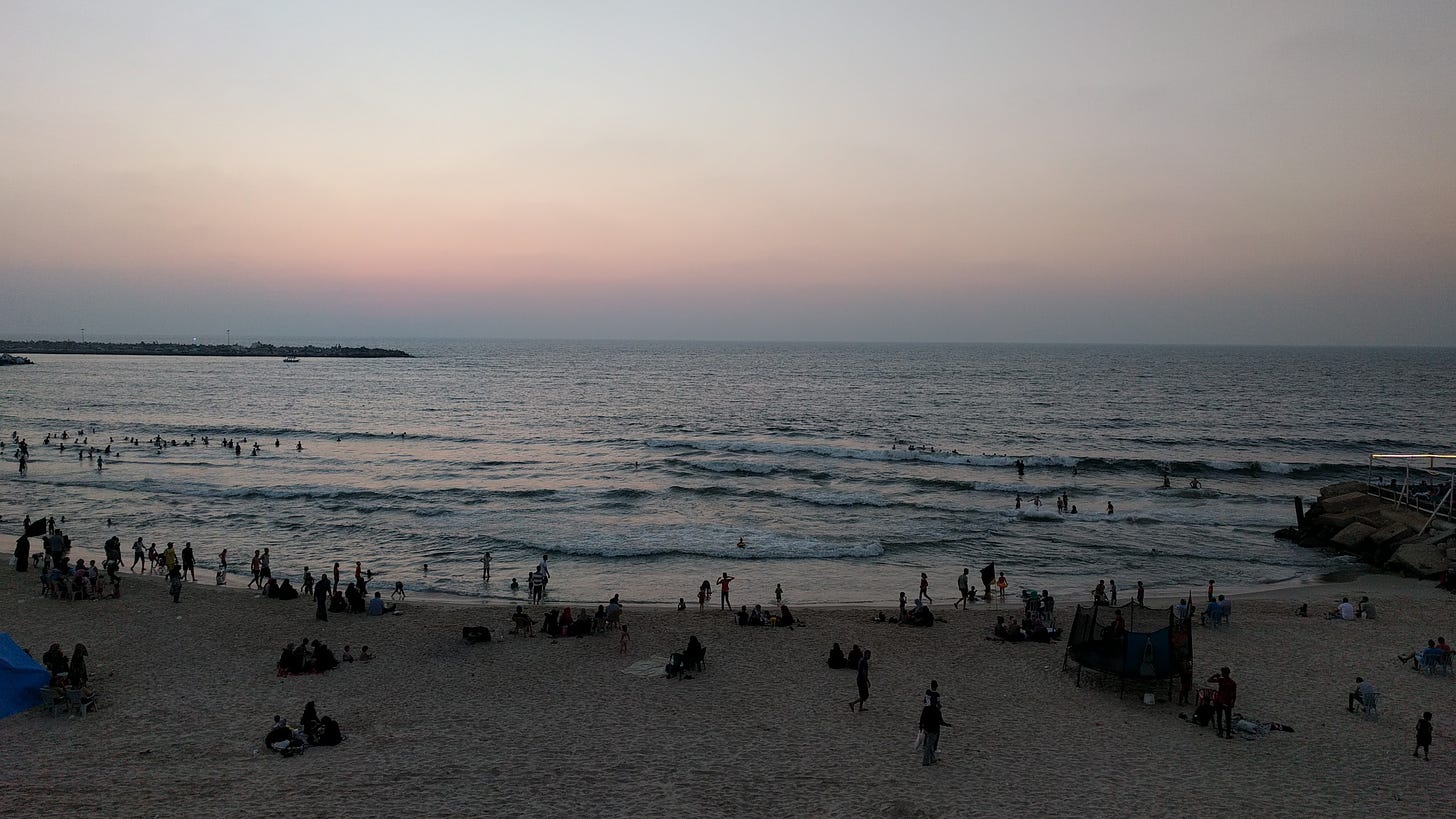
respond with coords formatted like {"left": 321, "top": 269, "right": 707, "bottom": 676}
{"left": 919, "top": 572, "right": 932, "bottom": 604}
{"left": 849, "top": 649, "right": 871, "bottom": 712}
{"left": 168, "top": 566, "right": 183, "bottom": 603}
{"left": 919, "top": 696, "right": 950, "bottom": 766}
{"left": 775, "top": 583, "right": 783, "bottom": 605}
{"left": 718, "top": 572, "right": 735, "bottom": 610}
{"left": 218, "top": 548, "right": 228, "bottom": 572}
{"left": 618, "top": 624, "right": 630, "bottom": 654}
{"left": 997, "top": 572, "right": 1008, "bottom": 597}
{"left": 1110, "top": 579, "right": 1118, "bottom": 604}
{"left": 1136, "top": 580, "right": 1145, "bottom": 607}
{"left": 260, "top": 548, "right": 271, "bottom": 581}
{"left": 954, "top": 568, "right": 970, "bottom": 609}
{"left": 482, "top": 552, "right": 491, "bottom": 580}
{"left": 699, "top": 580, "right": 711, "bottom": 610}
{"left": 1207, "top": 579, "right": 1215, "bottom": 602}
{"left": 181, "top": 542, "right": 196, "bottom": 581}
{"left": 131, "top": 538, "right": 145, "bottom": 573}
{"left": 333, "top": 561, "right": 341, "bottom": 591}
{"left": 536, "top": 555, "right": 550, "bottom": 594}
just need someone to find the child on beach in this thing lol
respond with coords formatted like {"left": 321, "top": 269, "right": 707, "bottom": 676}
{"left": 1414, "top": 711, "right": 1432, "bottom": 760}
{"left": 618, "top": 624, "right": 630, "bottom": 654}
{"left": 392, "top": 581, "right": 406, "bottom": 600}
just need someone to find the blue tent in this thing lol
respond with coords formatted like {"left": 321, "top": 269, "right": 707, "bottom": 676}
{"left": 0, "top": 633, "right": 51, "bottom": 718}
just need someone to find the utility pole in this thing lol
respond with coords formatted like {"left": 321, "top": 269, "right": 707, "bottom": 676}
{"left": 81, "top": 328, "right": 85, "bottom": 343}
{"left": 227, "top": 329, "right": 231, "bottom": 346}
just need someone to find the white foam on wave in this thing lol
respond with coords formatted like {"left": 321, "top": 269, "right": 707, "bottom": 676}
{"left": 787, "top": 489, "right": 894, "bottom": 508}
{"left": 679, "top": 459, "right": 777, "bottom": 475}
{"left": 537, "top": 524, "right": 883, "bottom": 560}
{"left": 647, "top": 438, "right": 1079, "bottom": 468}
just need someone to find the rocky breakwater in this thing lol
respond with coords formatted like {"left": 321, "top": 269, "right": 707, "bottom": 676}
{"left": 1278, "top": 481, "right": 1455, "bottom": 579}
{"left": 0, "top": 353, "right": 34, "bottom": 365}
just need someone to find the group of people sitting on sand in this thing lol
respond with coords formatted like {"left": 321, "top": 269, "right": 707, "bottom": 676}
{"left": 262, "top": 576, "right": 301, "bottom": 600}
{"left": 276, "top": 639, "right": 359, "bottom": 675}
{"left": 826, "top": 643, "right": 865, "bottom": 670}
{"left": 881, "top": 593, "right": 934, "bottom": 627}
{"left": 264, "top": 701, "right": 343, "bottom": 756}
{"left": 1319, "top": 596, "right": 1375, "bottom": 621}
{"left": 735, "top": 603, "right": 797, "bottom": 628}
{"left": 511, "top": 595, "right": 624, "bottom": 638}
{"left": 40, "top": 556, "right": 121, "bottom": 601}
{"left": 988, "top": 614, "right": 1060, "bottom": 643}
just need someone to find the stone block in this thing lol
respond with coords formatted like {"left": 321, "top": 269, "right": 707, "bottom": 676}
{"left": 1385, "top": 542, "right": 1449, "bottom": 578}
{"left": 1321, "top": 481, "right": 1368, "bottom": 498}
{"left": 1369, "top": 523, "right": 1412, "bottom": 546}
{"left": 1331, "top": 522, "right": 1377, "bottom": 548}
{"left": 1321, "top": 491, "right": 1382, "bottom": 514}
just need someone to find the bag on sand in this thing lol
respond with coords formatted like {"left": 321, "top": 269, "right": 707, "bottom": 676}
{"left": 913, "top": 729, "right": 925, "bottom": 750}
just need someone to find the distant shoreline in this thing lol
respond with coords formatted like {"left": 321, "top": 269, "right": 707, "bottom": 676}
{"left": 0, "top": 340, "right": 412, "bottom": 358}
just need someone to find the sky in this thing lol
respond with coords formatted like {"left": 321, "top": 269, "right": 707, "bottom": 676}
{"left": 1, "top": 1, "right": 1453, "bottom": 345}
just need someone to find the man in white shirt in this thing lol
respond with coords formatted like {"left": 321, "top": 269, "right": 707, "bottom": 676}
{"left": 1347, "top": 677, "right": 1375, "bottom": 712}
{"left": 1332, "top": 598, "right": 1355, "bottom": 620}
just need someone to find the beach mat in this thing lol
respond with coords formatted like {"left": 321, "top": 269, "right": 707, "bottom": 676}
{"left": 621, "top": 656, "right": 671, "bottom": 677}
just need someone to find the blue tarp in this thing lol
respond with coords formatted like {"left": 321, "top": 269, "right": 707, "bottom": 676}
{"left": 0, "top": 633, "right": 51, "bottom": 718}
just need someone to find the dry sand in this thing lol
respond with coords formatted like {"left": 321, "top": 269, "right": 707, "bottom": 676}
{"left": 1, "top": 569, "right": 1452, "bottom": 818}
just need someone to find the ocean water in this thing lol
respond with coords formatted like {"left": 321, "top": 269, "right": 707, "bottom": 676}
{"left": 3, "top": 341, "right": 1453, "bottom": 607}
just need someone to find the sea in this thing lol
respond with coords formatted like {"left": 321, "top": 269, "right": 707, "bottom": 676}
{"left": 3, "top": 340, "right": 1453, "bottom": 607}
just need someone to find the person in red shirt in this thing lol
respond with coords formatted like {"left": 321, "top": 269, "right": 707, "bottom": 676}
{"left": 718, "top": 572, "right": 735, "bottom": 610}
{"left": 1208, "top": 666, "right": 1237, "bottom": 738}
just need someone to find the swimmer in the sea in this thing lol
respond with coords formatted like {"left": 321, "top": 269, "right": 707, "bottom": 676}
{"left": 736, "top": 537, "right": 746, "bottom": 549}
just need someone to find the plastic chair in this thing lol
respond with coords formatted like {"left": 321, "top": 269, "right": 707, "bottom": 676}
{"left": 1360, "top": 691, "right": 1381, "bottom": 719}
{"left": 43, "top": 687, "right": 68, "bottom": 718}
{"left": 65, "top": 688, "right": 88, "bottom": 718}
{"left": 1417, "top": 653, "right": 1449, "bottom": 676}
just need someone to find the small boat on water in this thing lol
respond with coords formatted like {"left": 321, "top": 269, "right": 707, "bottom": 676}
{"left": 282, "top": 356, "right": 300, "bottom": 363}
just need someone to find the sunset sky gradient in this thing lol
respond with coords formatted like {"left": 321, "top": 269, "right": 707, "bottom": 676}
{"left": 2, "top": 1, "right": 1453, "bottom": 344}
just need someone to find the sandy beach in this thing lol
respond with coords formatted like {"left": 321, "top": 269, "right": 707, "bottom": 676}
{"left": 1, "top": 567, "right": 1451, "bottom": 818}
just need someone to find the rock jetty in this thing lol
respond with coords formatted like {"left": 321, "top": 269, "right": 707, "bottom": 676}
{"left": 1278, "top": 480, "right": 1455, "bottom": 579}
{"left": 0, "top": 353, "right": 34, "bottom": 365}
{"left": 0, "top": 340, "right": 411, "bottom": 358}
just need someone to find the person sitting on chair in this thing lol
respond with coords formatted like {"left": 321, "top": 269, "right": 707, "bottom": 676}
{"left": 511, "top": 606, "right": 534, "bottom": 636}
{"left": 684, "top": 636, "right": 705, "bottom": 672}
{"left": 1347, "top": 677, "right": 1375, "bottom": 712}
